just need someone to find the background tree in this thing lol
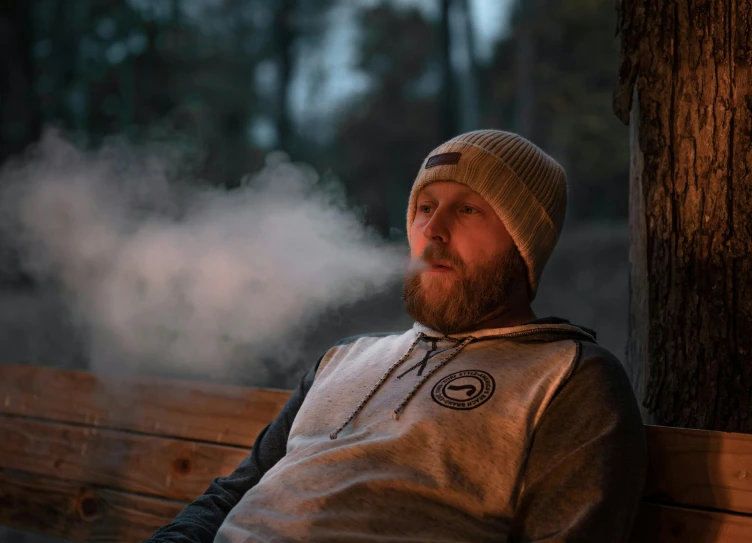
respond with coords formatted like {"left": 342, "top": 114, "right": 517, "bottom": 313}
{"left": 454, "top": 0, "right": 480, "bottom": 131}
{"left": 0, "top": 0, "right": 41, "bottom": 164}
{"left": 439, "top": 0, "right": 458, "bottom": 140}
{"left": 324, "top": 6, "right": 442, "bottom": 237}
{"left": 512, "top": 0, "right": 535, "bottom": 138}
{"left": 616, "top": 0, "right": 752, "bottom": 430}
{"left": 0, "top": 0, "right": 42, "bottom": 289}
{"left": 273, "top": 0, "right": 296, "bottom": 154}
{"left": 482, "top": 0, "right": 629, "bottom": 221}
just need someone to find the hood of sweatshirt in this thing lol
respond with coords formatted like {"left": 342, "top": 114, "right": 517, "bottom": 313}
{"left": 412, "top": 316, "right": 597, "bottom": 343}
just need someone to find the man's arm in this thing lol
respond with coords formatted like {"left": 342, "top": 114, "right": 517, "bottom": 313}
{"left": 510, "top": 341, "right": 648, "bottom": 543}
{"left": 143, "top": 357, "right": 323, "bottom": 543}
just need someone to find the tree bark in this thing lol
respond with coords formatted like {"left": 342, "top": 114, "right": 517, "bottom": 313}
{"left": 616, "top": 0, "right": 752, "bottom": 430}
{"left": 626, "top": 84, "right": 653, "bottom": 424}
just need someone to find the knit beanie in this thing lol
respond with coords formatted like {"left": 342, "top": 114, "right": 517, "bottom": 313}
{"left": 406, "top": 130, "right": 567, "bottom": 301}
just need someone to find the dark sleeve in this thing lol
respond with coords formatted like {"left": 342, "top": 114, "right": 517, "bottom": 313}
{"left": 143, "top": 357, "right": 324, "bottom": 543}
{"left": 509, "top": 341, "right": 648, "bottom": 543}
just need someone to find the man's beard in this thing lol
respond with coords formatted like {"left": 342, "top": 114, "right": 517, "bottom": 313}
{"left": 402, "top": 243, "right": 528, "bottom": 335}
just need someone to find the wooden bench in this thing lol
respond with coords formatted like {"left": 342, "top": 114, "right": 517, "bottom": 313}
{"left": 1, "top": 363, "right": 751, "bottom": 542}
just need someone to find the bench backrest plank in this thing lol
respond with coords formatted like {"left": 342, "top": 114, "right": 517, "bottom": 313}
{"left": 630, "top": 503, "right": 752, "bottom": 543}
{"left": 0, "top": 363, "right": 291, "bottom": 447}
{"left": 0, "top": 467, "right": 184, "bottom": 541}
{"left": 0, "top": 415, "right": 249, "bottom": 502}
{"left": 643, "top": 425, "right": 752, "bottom": 515}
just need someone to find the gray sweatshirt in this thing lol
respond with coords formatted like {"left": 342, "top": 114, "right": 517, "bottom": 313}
{"left": 146, "top": 317, "right": 647, "bottom": 543}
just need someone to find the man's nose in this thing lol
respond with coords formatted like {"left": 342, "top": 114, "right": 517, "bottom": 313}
{"left": 422, "top": 209, "right": 450, "bottom": 243}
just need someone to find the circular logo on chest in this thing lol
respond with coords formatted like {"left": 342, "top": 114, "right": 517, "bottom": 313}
{"left": 431, "top": 370, "right": 496, "bottom": 410}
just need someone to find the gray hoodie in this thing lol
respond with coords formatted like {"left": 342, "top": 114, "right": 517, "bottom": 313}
{"left": 146, "top": 317, "right": 647, "bottom": 543}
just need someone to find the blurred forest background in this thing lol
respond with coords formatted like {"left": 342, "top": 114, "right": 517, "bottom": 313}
{"left": 1, "top": 0, "right": 628, "bottom": 539}
{"left": 0, "top": 0, "right": 629, "bottom": 396}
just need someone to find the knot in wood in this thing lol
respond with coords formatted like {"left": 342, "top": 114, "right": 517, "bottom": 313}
{"left": 76, "top": 493, "right": 101, "bottom": 522}
{"left": 172, "top": 456, "right": 193, "bottom": 475}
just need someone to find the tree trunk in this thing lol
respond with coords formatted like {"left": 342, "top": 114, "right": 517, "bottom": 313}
{"left": 0, "top": 0, "right": 41, "bottom": 165}
{"left": 0, "top": 0, "right": 41, "bottom": 291}
{"left": 439, "top": 0, "right": 458, "bottom": 140}
{"left": 514, "top": 0, "right": 536, "bottom": 139}
{"left": 275, "top": 0, "right": 295, "bottom": 154}
{"left": 455, "top": 0, "right": 480, "bottom": 132}
{"left": 615, "top": 0, "right": 752, "bottom": 430}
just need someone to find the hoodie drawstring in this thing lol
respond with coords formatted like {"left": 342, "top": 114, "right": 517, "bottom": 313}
{"left": 329, "top": 333, "right": 475, "bottom": 440}
{"left": 392, "top": 335, "right": 474, "bottom": 420}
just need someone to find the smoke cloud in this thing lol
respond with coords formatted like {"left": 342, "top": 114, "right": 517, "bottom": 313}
{"left": 0, "top": 130, "right": 405, "bottom": 379}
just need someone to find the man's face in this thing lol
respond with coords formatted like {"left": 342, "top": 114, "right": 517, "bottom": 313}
{"left": 403, "top": 181, "right": 529, "bottom": 334}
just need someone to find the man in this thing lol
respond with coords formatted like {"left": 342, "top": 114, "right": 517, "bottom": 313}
{"left": 146, "top": 130, "right": 647, "bottom": 543}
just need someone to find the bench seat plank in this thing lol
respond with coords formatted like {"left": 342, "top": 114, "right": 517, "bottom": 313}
{"left": 0, "top": 467, "right": 184, "bottom": 542}
{"left": 0, "top": 363, "right": 292, "bottom": 448}
{"left": 644, "top": 425, "right": 752, "bottom": 515}
{"left": 0, "top": 414, "right": 249, "bottom": 502}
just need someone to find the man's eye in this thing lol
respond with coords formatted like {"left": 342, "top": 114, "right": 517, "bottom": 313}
{"left": 461, "top": 206, "right": 476, "bottom": 214}
{"left": 419, "top": 204, "right": 433, "bottom": 213}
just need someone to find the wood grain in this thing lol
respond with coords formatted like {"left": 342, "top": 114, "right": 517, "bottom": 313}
{"left": 630, "top": 502, "right": 752, "bottom": 543}
{"left": 644, "top": 425, "right": 752, "bottom": 515}
{"left": 0, "top": 363, "right": 291, "bottom": 447}
{"left": 0, "top": 467, "right": 185, "bottom": 542}
{"left": 0, "top": 415, "right": 249, "bottom": 501}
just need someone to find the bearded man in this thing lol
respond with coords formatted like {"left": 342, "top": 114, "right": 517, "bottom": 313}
{"left": 146, "top": 130, "right": 647, "bottom": 543}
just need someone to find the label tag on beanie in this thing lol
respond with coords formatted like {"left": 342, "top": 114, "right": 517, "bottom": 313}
{"left": 425, "top": 152, "right": 461, "bottom": 168}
